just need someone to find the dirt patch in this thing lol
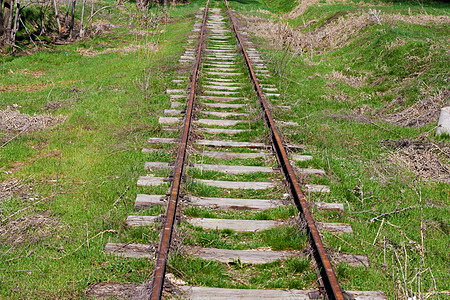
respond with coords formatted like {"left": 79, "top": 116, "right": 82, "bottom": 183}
{"left": 0, "top": 107, "right": 62, "bottom": 133}
{"left": 77, "top": 42, "right": 157, "bottom": 57}
{"left": 90, "top": 20, "right": 117, "bottom": 35}
{"left": 0, "top": 83, "right": 48, "bottom": 92}
{"left": 382, "top": 139, "right": 450, "bottom": 182}
{"left": 43, "top": 98, "right": 75, "bottom": 111}
{"left": 86, "top": 282, "right": 143, "bottom": 299}
{"left": 384, "top": 89, "right": 449, "bottom": 128}
{"left": 0, "top": 80, "right": 76, "bottom": 93}
{"left": 0, "top": 212, "right": 62, "bottom": 245}
{"left": 0, "top": 179, "right": 30, "bottom": 203}
{"left": 284, "top": 0, "right": 320, "bottom": 19}
{"left": 17, "top": 69, "right": 46, "bottom": 78}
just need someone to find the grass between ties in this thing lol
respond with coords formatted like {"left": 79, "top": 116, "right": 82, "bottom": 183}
{"left": 1, "top": 0, "right": 448, "bottom": 298}
{"left": 226, "top": 0, "right": 449, "bottom": 298}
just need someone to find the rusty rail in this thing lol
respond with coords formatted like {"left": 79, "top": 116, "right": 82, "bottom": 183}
{"left": 224, "top": 1, "right": 345, "bottom": 299}
{"left": 148, "top": 1, "right": 210, "bottom": 299}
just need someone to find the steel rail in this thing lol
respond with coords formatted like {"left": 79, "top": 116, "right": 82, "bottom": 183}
{"left": 224, "top": 1, "right": 345, "bottom": 299}
{"left": 148, "top": 1, "right": 210, "bottom": 299}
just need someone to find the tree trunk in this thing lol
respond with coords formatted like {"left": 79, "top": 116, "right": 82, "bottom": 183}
{"left": 0, "top": 0, "right": 4, "bottom": 33}
{"left": 89, "top": 0, "right": 93, "bottom": 28}
{"left": 38, "top": 1, "right": 45, "bottom": 35}
{"left": 69, "top": 0, "right": 76, "bottom": 38}
{"left": 52, "top": 0, "right": 61, "bottom": 33}
{"left": 11, "top": 0, "right": 20, "bottom": 44}
{"left": 1, "top": 0, "right": 9, "bottom": 40}
{"left": 79, "top": 0, "right": 86, "bottom": 37}
{"left": 6, "top": 0, "right": 14, "bottom": 42}
{"left": 64, "top": 2, "right": 70, "bottom": 30}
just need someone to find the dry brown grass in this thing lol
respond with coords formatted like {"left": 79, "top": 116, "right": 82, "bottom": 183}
{"left": 241, "top": 13, "right": 375, "bottom": 51}
{"left": 0, "top": 107, "right": 62, "bottom": 133}
{"left": 0, "top": 212, "right": 63, "bottom": 245}
{"left": 387, "top": 14, "right": 450, "bottom": 25}
{"left": 325, "top": 70, "right": 366, "bottom": 88}
{"left": 384, "top": 89, "right": 449, "bottom": 128}
{"left": 77, "top": 42, "right": 157, "bottom": 57}
{"left": 284, "top": 0, "right": 320, "bottom": 19}
{"left": 0, "top": 80, "right": 76, "bottom": 93}
{"left": 241, "top": 12, "right": 450, "bottom": 52}
{"left": 0, "top": 179, "right": 30, "bottom": 204}
{"left": 382, "top": 139, "right": 450, "bottom": 183}
{"left": 240, "top": 16, "right": 301, "bottom": 51}
{"left": 18, "top": 69, "right": 47, "bottom": 78}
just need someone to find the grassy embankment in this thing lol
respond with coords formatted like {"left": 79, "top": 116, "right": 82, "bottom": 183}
{"left": 0, "top": 0, "right": 207, "bottom": 297}
{"left": 227, "top": 0, "right": 449, "bottom": 298}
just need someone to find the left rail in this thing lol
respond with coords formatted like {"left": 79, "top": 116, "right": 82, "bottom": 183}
{"left": 148, "top": 1, "right": 210, "bottom": 299}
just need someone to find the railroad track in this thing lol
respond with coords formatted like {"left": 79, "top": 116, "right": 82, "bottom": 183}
{"left": 89, "top": 1, "right": 388, "bottom": 299}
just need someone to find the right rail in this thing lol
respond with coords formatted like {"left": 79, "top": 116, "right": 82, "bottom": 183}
{"left": 225, "top": 1, "right": 345, "bottom": 299}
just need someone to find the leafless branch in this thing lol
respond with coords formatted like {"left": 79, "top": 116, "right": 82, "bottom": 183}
{"left": 370, "top": 205, "right": 417, "bottom": 223}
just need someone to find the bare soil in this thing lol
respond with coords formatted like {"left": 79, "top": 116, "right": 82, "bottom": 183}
{"left": 86, "top": 282, "right": 142, "bottom": 299}
{"left": 0, "top": 178, "right": 30, "bottom": 203}
{"left": 18, "top": 69, "right": 47, "bottom": 78}
{"left": 77, "top": 42, "right": 157, "bottom": 57}
{"left": 43, "top": 98, "right": 75, "bottom": 111}
{"left": 0, "top": 107, "right": 62, "bottom": 133}
{"left": 0, "top": 212, "right": 62, "bottom": 245}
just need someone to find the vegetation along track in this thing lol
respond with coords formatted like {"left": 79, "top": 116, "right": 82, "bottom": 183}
{"left": 88, "top": 1, "right": 390, "bottom": 299}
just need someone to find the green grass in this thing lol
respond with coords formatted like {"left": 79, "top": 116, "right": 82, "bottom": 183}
{"left": 168, "top": 255, "right": 316, "bottom": 289}
{"left": 228, "top": 0, "right": 296, "bottom": 15}
{"left": 226, "top": 0, "right": 450, "bottom": 298}
{"left": 1, "top": 0, "right": 449, "bottom": 298}
{"left": 0, "top": 0, "right": 207, "bottom": 297}
{"left": 190, "top": 152, "right": 277, "bottom": 167}
{"left": 184, "top": 180, "right": 284, "bottom": 199}
{"left": 183, "top": 205, "right": 296, "bottom": 220}
{"left": 181, "top": 223, "right": 308, "bottom": 251}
